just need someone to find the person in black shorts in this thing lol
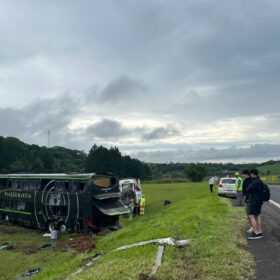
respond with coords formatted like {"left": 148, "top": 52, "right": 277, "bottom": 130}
{"left": 244, "top": 169, "right": 263, "bottom": 239}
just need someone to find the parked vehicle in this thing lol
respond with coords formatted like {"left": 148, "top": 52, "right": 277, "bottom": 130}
{"left": 119, "top": 178, "right": 142, "bottom": 214}
{"left": 218, "top": 177, "right": 237, "bottom": 197}
{"left": 0, "top": 173, "right": 129, "bottom": 232}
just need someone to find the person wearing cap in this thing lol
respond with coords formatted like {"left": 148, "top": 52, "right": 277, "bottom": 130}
{"left": 244, "top": 169, "right": 263, "bottom": 239}
{"left": 234, "top": 172, "right": 243, "bottom": 206}
{"left": 242, "top": 170, "right": 253, "bottom": 233}
{"left": 128, "top": 199, "right": 134, "bottom": 221}
{"left": 140, "top": 194, "right": 145, "bottom": 215}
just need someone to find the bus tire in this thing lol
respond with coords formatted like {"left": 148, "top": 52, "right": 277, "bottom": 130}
{"left": 47, "top": 222, "right": 56, "bottom": 232}
{"left": 59, "top": 223, "right": 67, "bottom": 233}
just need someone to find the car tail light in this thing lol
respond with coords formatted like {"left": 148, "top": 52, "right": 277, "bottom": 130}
{"left": 219, "top": 184, "right": 223, "bottom": 188}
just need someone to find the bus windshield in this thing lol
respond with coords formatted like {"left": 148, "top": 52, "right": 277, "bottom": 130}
{"left": 92, "top": 177, "right": 111, "bottom": 188}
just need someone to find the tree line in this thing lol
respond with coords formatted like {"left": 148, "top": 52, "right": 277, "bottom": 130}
{"left": 0, "top": 136, "right": 151, "bottom": 179}
{"left": 0, "top": 136, "right": 275, "bottom": 182}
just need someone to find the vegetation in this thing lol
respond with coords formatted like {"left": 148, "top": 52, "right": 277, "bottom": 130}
{"left": 185, "top": 163, "right": 208, "bottom": 182}
{"left": 0, "top": 183, "right": 254, "bottom": 280}
{"left": 0, "top": 136, "right": 86, "bottom": 173}
{"left": 258, "top": 161, "right": 280, "bottom": 175}
{"left": 85, "top": 145, "right": 151, "bottom": 179}
{"left": 0, "top": 137, "right": 151, "bottom": 180}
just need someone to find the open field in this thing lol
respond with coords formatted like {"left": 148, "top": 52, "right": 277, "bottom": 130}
{"left": 259, "top": 163, "right": 280, "bottom": 175}
{"left": 0, "top": 183, "right": 254, "bottom": 280}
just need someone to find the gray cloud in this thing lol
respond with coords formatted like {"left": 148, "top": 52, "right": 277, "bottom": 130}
{"left": 142, "top": 126, "right": 179, "bottom": 140}
{"left": 132, "top": 144, "right": 280, "bottom": 163}
{"left": 0, "top": 1, "right": 280, "bottom": 162}
{"left": 98, "top": 76, "right": 146, "bottom": 103}
{"left": 86, "top": 119, "right": 129, "bottom": 139}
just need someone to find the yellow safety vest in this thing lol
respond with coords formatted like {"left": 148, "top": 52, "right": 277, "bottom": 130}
{"left": 235, "top": 177, "right": 243, "bottom": 191}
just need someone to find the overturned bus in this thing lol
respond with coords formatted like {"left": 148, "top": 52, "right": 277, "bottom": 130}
{"left": 0, "top": 173, "right": 129, "bottom": 232}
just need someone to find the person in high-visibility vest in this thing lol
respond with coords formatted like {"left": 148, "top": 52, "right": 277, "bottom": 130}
{"left": 235, "top": 172, "right": 243, "bottom": 206}
{"left": 140, "top": 194, "right": 145, "bottom": 215}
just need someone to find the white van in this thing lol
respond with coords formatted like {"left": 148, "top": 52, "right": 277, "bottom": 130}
{"left": 119, "top": 178, "right": 142, "bottom": 213}
{"left": 218, "top": 177, "right": 237, "bottom": 197}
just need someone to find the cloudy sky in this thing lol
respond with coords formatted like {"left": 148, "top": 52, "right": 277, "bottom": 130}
{"left": 1, "top": 0, "right": 280, "bottom": 163}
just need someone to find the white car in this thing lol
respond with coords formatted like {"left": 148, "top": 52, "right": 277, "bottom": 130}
{"left": 218, "top": 177, "right": 237, "bottom": 197}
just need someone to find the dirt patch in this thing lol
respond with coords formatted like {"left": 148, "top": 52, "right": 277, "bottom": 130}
{"left": 138, "top": 273, "right": 159, "bottom": 280}
{"left": 57, "top": 235, "right": 95, "bottom": 253}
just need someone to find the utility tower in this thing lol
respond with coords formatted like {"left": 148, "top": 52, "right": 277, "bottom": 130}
{"left": 48, "top": 129, "right": 51, "bottom": 148}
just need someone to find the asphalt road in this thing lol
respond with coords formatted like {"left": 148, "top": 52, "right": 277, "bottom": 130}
{"left": 249, "top": 185, "right": 280, "bottom": 280}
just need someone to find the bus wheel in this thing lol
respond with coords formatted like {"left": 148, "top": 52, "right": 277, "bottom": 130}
{"left": 48, "top": 222, "right": 56, "bottom": 232}
{"left": 59, "top": 223, "right": 67, "bottom": 233}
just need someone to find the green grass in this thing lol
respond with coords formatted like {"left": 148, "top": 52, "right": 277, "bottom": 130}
{"left": 258, "top": 163, "right": 280, "bottom": 175}
{"left": 0, "top": 183, "right": 254, "bottom": 280}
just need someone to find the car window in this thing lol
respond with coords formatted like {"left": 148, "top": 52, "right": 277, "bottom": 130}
{"left": 221, "top": 179, "right": 236, "bottom": 184}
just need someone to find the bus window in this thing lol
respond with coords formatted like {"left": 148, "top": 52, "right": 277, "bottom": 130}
{"left": 69, "top": 181, "right": 84, "bottom": 192}
{"left": 92, "top": 178, "right": 111, "bottom": 188}
{"left": 28, "top": 180, "right": 40, "bottom": 190}
{"left": 11, "top": 180, "right": 19, "bottom": 189}
{"left": 16, "top": 202, "right": 26, "bottom": 211}
{"left": 54, "top": 181, "right": 67, "bottom": 192}
{"left": 7, "top": 180, "right": 12, "bottom": 188}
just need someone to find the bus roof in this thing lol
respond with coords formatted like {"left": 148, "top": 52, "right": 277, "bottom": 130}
{"left": 0, "top": 173, "right": 98, "bottom": 180}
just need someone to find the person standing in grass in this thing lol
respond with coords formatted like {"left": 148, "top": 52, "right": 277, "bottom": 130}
{"left": 128, "top": 199, "right": 134, "bottom": 221}
{"left": 242, "top": 170, "right": 253, "bottom": 233}
{"left": 245, "top": 169, "right": 263, "bottom": 239}
{"left": 208, "top": 177, "right": 215, "bottom": 193}
{"left": 235, "top": 172, "right": 243, "bottom": 206}
{"left": 140, "top": 194, "right": 145, "bottom": 215}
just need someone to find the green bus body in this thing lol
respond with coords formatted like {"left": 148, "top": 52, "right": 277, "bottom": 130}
{"left": 0, "top": 173, "right": 129, "bottom": 232}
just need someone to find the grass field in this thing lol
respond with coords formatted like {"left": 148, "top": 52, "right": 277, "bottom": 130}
{"left": 258, "top": 163, "right": 280, "bottom": 176}
{"left": 0, "top": 183, "right": 254, "bottom": 280}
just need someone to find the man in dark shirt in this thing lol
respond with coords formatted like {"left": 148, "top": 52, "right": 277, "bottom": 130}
{"left": 244, "top": 169, "right": 263, "bottom": 239}
{"left": 242, "top": 170, "right": 253, "bottom": 232}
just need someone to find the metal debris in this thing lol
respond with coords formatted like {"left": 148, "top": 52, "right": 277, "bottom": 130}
{"left": 114, "top": 237, "right": 189, "bottom": 251}
{"left": 0, "top": 242, "right": 12, "bottom": 250}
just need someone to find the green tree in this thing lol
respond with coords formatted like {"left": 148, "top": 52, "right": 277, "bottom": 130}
{"left": 185, "top": 163, "right": 208, "bottom": 182}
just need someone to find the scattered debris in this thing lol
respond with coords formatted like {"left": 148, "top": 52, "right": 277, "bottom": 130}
{"left": 0, "top": 242, "right": 13, "bottom": 250}
{"left": 22, "top": 268, "right": 41, "bottom": 277}
{"left": 114, "top": 237, "right": 189, "bottom": 251}
{"left": 163, "top": 200, "right": 172, "bottom": 206}
{"left": 62, "top": 245, "right": 69, "bottom": 252}
{"left": 41, "top": 243, "right": 56, "bottom": 250}
{"left": 67, "top": 235, "right": 95, "bottom": 253}
{"left": 138, "top": 273, "right": 158, "bottom": 280}
{"left": 67, "top": 253, "right": 102, "bottom": 279}
{"left": 50, "top": 230, "right": 60, "bottom": 240}
{"left": 114, "top": 237, "right": 189, "bottom": 277}
{"left": 67, "top": 237, "right": 189, "bottom": 279}
{"left": 151, "top": 245, "right": 164, "bottom": 275}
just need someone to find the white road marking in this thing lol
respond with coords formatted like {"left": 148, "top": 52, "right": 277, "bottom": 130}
{"left": 269, "top": 199, "right": 280, "bottom": 209}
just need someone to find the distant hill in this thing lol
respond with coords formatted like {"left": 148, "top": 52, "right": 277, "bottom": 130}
{"left": 258, "top": 161, "right": 280, "bottom": 175}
